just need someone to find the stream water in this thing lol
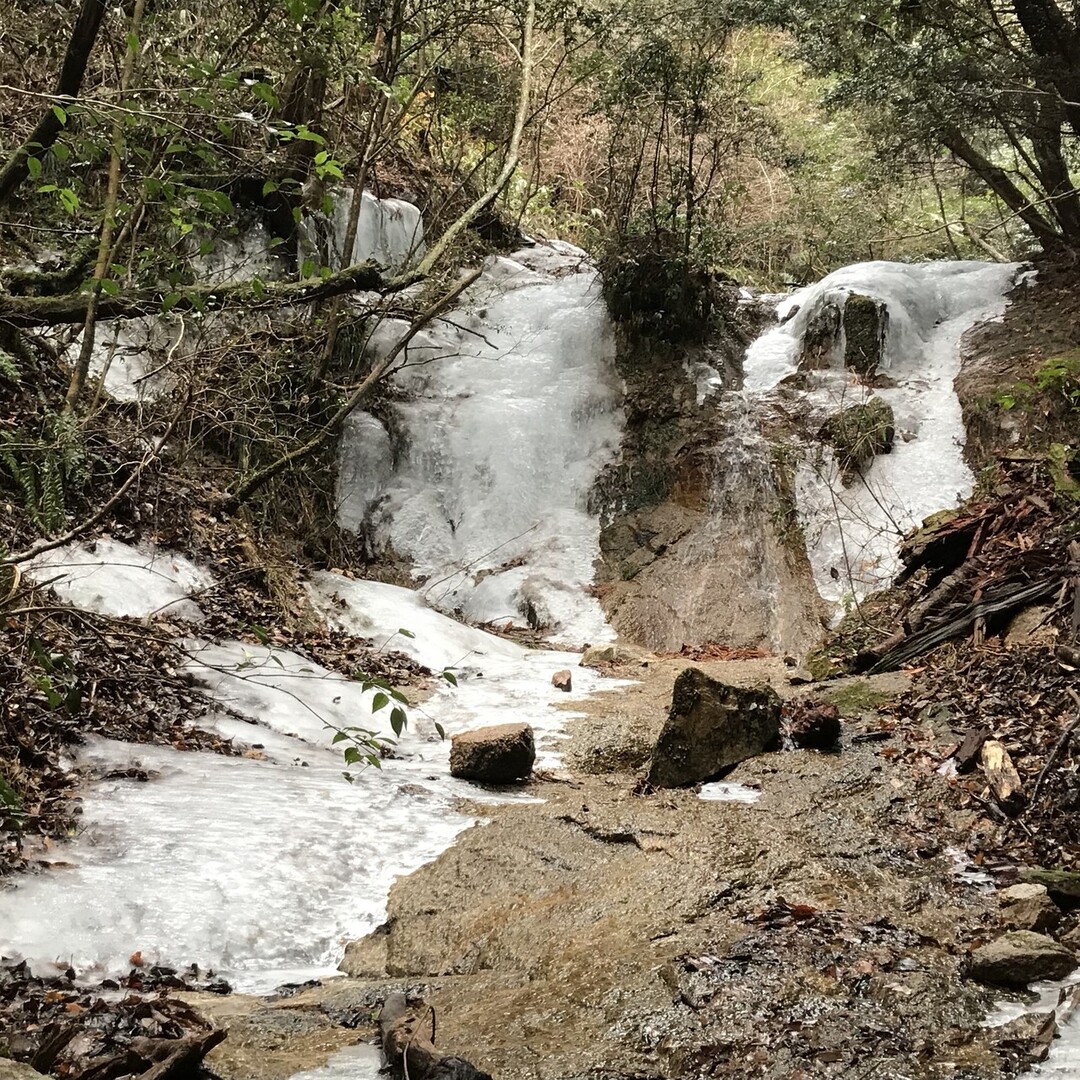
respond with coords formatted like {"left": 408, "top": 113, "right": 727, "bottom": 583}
{"left": 4, "top": 191, "right": 1069, "bottom": 1072}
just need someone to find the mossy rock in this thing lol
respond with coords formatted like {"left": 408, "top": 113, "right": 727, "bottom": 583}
{"left": 824, "top": 678, "right": 899, "bottom": 717}
{"left": 805, "top": 648, "right": 844, "bottom": 680}
{"left": 1019, "top": 868, "right": 1080, "bottom": 901}
{"left": 842, "top": 294, "right": 888, "bottom": 376}
{"left": 603, "top": 250, "right": 715, "bottom": 344}
{"left": 1047, "top": 443, "right": 1080, "bottom": 499}
{"left": 819, "top": 398, "right": 895, "bottom": 484}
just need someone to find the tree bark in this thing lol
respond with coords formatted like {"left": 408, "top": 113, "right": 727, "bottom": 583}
{"left": 0, "top": 0, "right": 109, "bottom": 205}
{"left": 980, "top": 739, "right": 1027, "bottom": 816}
{"left": 941, "top": 127, "right": 1064, "bottom": 246}
{"left": 66, "top": 0, "right": 148, "bottom": 410}
{"left": 0, "top": 260, "right": 387, "bottom": 329}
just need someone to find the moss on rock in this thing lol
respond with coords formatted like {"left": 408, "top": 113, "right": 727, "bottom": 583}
{"left": 842, "top": 293, "right": 888, "bottom": 375}
{"left": 818, "top": 397, "right": 895, "bottom": 484}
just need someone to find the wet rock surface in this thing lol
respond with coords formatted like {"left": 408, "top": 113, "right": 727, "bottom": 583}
{"left": 589, "top": 316, "right": 826, "bottom": 658}
{"left": 339, "top": 658, "right": 1041, "bottom": 1080}
{"left": 647, "top": 668, "right": 781, "bottom": 787}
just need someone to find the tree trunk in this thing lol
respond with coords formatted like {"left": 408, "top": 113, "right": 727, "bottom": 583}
{"left": 0, "top": 0, "right": 109, "bottom": 205}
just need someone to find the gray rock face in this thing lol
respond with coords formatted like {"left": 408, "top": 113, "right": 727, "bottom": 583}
{"left": 338, "top": 923, "right": 390, "bottom": 978}
{"left": 450, "top": 723, "right": 535, "bottom": 783}
{"left": 646, "top": 668, "right": 781, "bottom": 787}
{"left": 580, "top": 643, "right": 652, "bottom": 668}
{"left": 0, "top": 1061, "right": 47, "bottom": 1080}
{"left": 998, "top": 883, "right": 1060, "bottom": 934}
{"left": 968, "top": 930, "right": 1078, "bottom": 989}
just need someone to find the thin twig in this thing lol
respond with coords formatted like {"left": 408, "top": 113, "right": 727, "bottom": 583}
{"left": 1028, "top": 687, "right": 1080, "bottom": 809}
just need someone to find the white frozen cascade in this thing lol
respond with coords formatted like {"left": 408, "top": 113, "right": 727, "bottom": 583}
{"left": 47, "top": 188, "right": 424, "bottom": 403}
{"left": 338, "top": 241, "right": 624, "bottom": 644}
{"left": 4, "top": 540, "right": 616, "bottom": 994}
{"left": 742, "top": 260, "right": 1024, "bottom": 610}
{"left": 985, "top": 980, "right": 1080, "bottom": 1077}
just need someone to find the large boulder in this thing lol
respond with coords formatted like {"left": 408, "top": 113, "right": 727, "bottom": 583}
{"left": 450, "top": 723, "right": 535, "bottom": 784}
{"left": 998, "top": 883, "right": 1060, "bottom": 934}
{"left": 646, "top": 668, "right": 781, "bottom": 788}
{"left": 968, "top": 930, "right": 1077, "bottom": 989}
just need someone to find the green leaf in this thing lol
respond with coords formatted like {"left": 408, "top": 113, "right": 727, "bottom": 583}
{"left": 50, "top": 104, "right": 68, "bottom": 125}
{"left": 343, "top": 746, "right": 362, "bottom": 765}
{"left": 251, "top": 82, "right": 280, "bottom": 108}
{"left": 262, "top": 180, "right": 279, "bottom": 196}
{"left": 434, "top": 722, "right": 446, "bottom": 740}
{"left": 390, "top": 706, "right": 406, "bottom": 736}
{"left": 51, "top": 143, "right": 70, "bottom": 163}
{"left": 99, "top": 278, "right": 119, "bottom": 297}
{"left": 442, "top": 670, "right": 458, "bottom": 687}
{"left": 161, "top": 292, "right": 182, "bottom": 314}
{"left": 26, "top": 156, "right": 41, "bottom": 180}
{"left": 331, "top": 731, "right": 348, "bottom": 744}
{"left": 301, "top": 258, "right": 316, "bottom": 279}
{"left": 398, "top": 628, "right": 416, "bottom": 639}
{"left": 371, "top": 691, "right": 390, "bottom": 712}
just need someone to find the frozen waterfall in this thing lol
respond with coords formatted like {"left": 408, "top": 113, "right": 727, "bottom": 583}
{"left": 338, "top": 242, "right": 624, "bottom": 644}
{"left": 742, "top": 259, "right": 1023, "bottom": 609}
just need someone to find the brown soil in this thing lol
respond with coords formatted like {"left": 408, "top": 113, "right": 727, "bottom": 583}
{"left": 959, "top": 255, "right": 1080, "bottom": 467}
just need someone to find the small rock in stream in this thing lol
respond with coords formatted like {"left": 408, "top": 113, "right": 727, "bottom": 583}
{"left": 450, "top": 723, "right": 535, "bottom": 783}
{"left": 968, "top": 930, "right": 1078, "bottom": 988}
{"left": 552, "top": 669, "right": 572, "bottom": 692}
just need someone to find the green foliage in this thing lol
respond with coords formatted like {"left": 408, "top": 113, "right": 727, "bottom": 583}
{"left": 1034, "top": 352, "right": 1080, "bottom": 410}
{"left": 27, "top": 639, "right": 82, "bottom": 713}
{"left": 0, "top": 411, "right": 87, "bottom": 535}
{"left": 0, "top": 347, "right": 20, "bottom": 384}
{"left": 602, "top": 247, "right": 715, "bottom": 342}
{"left": 0, "top": 773, "right": 26, "bottom": 836}
{"left": 747, "top": 0, "right": 1080, "bottom": 248}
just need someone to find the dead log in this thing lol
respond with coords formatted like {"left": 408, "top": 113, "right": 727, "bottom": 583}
{"left": 868, "top": 577, "right": 1060, "bottom": 672}
{"left": 0, "top": 260, "right": 388, "bottom": 329}
{"left": 72, "top": 1029, "right": 226, "bottom": 1080}
{"left": 378, "top": 993, "right": 492, "bottom": 1080}
{"left": 980, "top": 739, "right": 1027, "bottom": 816}
{"left": 140, "top": 1029, "right": 226, "bottom": 1080}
